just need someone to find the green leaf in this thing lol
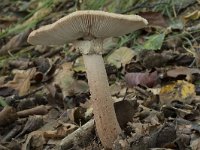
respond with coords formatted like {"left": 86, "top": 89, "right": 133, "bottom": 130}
{"left": 143, "top": 34, "right": 165, "bottom": 50}
{"left": 106, "top": 47, "right": 136, "bottom": 68}
{"left": 0, "top": 97, "right": 8, "bottom": 107}
{"left": 73, "top": 56, "right": 86, "bottom": 72}
{"left": 169, "top": 18, "right": 184, "bottom": 30}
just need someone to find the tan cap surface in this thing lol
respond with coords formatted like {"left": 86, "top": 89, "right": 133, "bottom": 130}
{"left": 28, "top": 10, "right": 148, "bottom": 45}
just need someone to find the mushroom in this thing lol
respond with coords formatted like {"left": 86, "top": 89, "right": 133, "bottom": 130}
{"left": 28, "top": 10, "right": 148, "bottom": 149}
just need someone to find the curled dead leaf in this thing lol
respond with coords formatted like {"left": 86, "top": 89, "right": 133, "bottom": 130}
{"left": 44, "top": 123, "right": 78, "bottom": 139}
{"left": 2, "top": 68, "right": 36, "bottom": 96}
{"left": 125, "top": 71, "right": 158, "bottom": 88}
{"left": 166, "top": 66, "right": 200, "bottom": 78}
{"left": 138, "top": 11, "right": 168, "bottom": 27}
{"left": 0, "top": 30, "right": 30, "bottom": 55}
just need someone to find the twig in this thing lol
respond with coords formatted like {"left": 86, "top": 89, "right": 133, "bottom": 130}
{"left": 42, "top": 48, "right": 62, "bottom": 58}
{"left": 17, "top": 105, "right": 50, "bottom": 118}
{"left": 122, "top": 87, "right": 128, "bottom": 101}
{"left": 2, "top": 125, "right": 21, "bottom": 142}
{"left": 0, "top": 145, "right": 9, "bottom": 150}
{"left": 7, "top": 86, "right": 44, "bottom": 103}
{"left": 60, "top": 119, "right": 95, "bottom": 150}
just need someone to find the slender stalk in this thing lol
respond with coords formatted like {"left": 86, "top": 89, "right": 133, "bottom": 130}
{"left": 83, "top": 54, "right": 121, "bottom": 149}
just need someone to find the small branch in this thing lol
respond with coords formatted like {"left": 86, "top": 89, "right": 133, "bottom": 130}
{"left": 17, "top": 105, "right": 50, "bottom": 118}
{"left": 60, "top": 119, "right": 95, "bottom": 150}
{"left": 2, "top": 125, "right": 21, "bottom": 142}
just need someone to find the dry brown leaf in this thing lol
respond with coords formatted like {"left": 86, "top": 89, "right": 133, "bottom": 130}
{"left": 67, "top": 107, "right": 88, "bottom": 124}
{"left": 54, "top": 62, "right": 74, "bottom": 96}
{"left": 110, "top": 83, "right": 121, "bottom": 96}
{"left": 16, "top": 115, "right": 43, "bottom": 138}
{"left": 0, "top": 76, "right": 8, "bottom": 85}
{"left": 0, "top": 15, "right": 18, "bottom": 29}
{"left": 0, "top": 30, "right": 30, "bottom": 55}
{"left": 8, "top": 59, "right": 31, "bottom": 70}
{"left": 0, "top": 106, "right": 17, "bottom": 126}
{"left": 114, "top": 100, "right": 138, "bottom": 128}
{"left": 138, "top": 11, "right": 168, "bottom": 27}
{"left": 3, "top": 68, "right": 36, "bottom": 96}
{"left": 54, "top": 62, "right": 88, "bottom": 97}
{"left": 44, "top": 123, "right": 78, "bottom": 139}
{"left": 0, "top": 87, "right": 16, "bottom": 97}
{"left": 167, "top": 66, "right": 200, "bottom": 78}
{"left": 125, "top": 71, "right": 158, "bottom": 88}
{"left": 22, "top": 131, "right": 46, "bottom": 150}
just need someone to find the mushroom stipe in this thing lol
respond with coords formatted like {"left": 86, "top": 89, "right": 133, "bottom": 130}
{"left": 28, "top": 10, "right": 148, "bottom": 149}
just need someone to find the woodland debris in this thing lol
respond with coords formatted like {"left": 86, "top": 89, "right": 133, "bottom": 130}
{"left": 17, "top": 105, "right": 50, "bottom": 118}
{"left": 0, "top": 106, "right": 17, "bottom": 126}
{"left": 60, "top": 119, "right": 95, "bottom": 150}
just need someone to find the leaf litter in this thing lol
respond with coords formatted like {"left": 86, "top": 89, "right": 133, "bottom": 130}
{"left": 0, "top": 0, "right": 200, "bottom": 149}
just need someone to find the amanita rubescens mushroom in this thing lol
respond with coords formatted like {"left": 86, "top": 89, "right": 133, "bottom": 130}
{"left": 28, "top": 10, "right": 147, "bottom": 149}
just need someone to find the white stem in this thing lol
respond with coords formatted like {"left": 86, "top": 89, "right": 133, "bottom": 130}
{"left": 83, "top": 54, "right": 121, "bottom": 149}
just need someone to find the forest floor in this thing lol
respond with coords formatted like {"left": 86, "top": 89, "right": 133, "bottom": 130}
{"left": 0, "top": 0, "right": 200, "bottom": 149}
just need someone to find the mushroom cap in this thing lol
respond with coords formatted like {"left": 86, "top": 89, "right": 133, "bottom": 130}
{"left": 28, "top": 10, "right": 148, "bottom": 45}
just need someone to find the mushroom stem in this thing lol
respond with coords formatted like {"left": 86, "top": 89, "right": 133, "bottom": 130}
{"left": 82, "top": 54, "right": 121, "bottom": 148}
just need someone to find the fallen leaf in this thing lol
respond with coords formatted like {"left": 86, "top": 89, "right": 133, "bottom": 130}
{"left": 166, "top": 66, "right": 200, "bottom": 78}
{"left": 191, "top": 138, "right": 200, "bottom": 150}
{"left": 110, "top": 83, "right": 121, "bottom": 96}
{"left": 16, "top": 115, "right": 43, "bottom": 138}
{"left": 143, "top": 34, "right": 165, "bottom": 50}
{"left": 33, "top": 58, "right": 51, "bottom": 74}
{"left": 0, "top": 15, "right": 18, "bottom": 29}
{"left": 147, "top": 88, "right": 161, "bottom": 95}
{"left": 68, "top": 80, "right": 89, "bottom": 96}
{"left": 3, "top": 68, "right": 36, "bottom": 96}
{"left": 54, "top": 62, "right": 88, "bottom": 97}
{"left": 125, "top": 71, "right": 158, "bottom": 88}
{"left": 22, "top": 131, "right": 46, "bottom": 150}
{"left": 0, "top": 106, "right": 17, "bottom": 126}
{"left": 0, "top": 97, "right": 7, "bottom": 107}
{"left": 165, "top": 36, "right": 182, "bottom": 49}
{"left": 73, "top": 56, "right": 86, "bottom": 72}
{"left": 107, "top": 47, "right": 136, "bottom": 68}
{"left": 1, "top": 0, "right": 54, "bottom": 38}
{"left": 44, "top": 123, "right": 78, "bottom": 139}
{"left": 17, "top": 105, "right": 49, "bottom": 118}
{"left": 114, "top": 100, "right": 138, "bottom": 128}
{"left": 138, "top": 11, "right": 168, "bottom": 27}
{"left": 169, "top": 18, "right": 184, "bottom": 30}
{"left": 54, "top": 62, "right": 74, "bottom": 97}
{"left": 45, "top": 84, "right": 63, "bottom": 107}
{"left": 155, "top": 122, "right": 176, "bottom": 147}
{"left": 67, "top": 107, "right": 88, "bottom": 124}
{"left": 0, "top": 30, "right": 30, "bottom": 55}
{"left": 8, "top": 58, "right": 31, "bottom": 70}
{"left": 0, "top": 87, "right": 16, "bottom": 97}
{"left": 184, "top": 10, "right": 200, "bottom": 22}
{"left": 0, "top": 76, "right": 8, "bottom": 85}
{"left": 139, "top": 53, "right": 161, "bottom": 68}
{"left": 159, "top": 80, "right": 195, "bottom": 105}
{"left": 138, "top": 51, "right": 173, "bottom": 68}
